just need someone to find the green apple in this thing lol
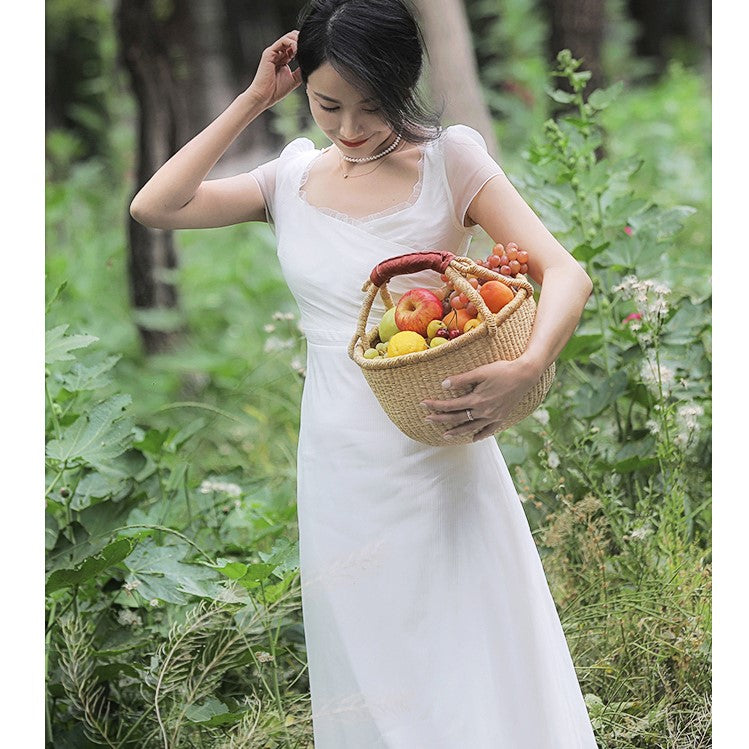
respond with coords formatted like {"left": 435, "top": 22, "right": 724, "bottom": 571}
{"left": 378, "top": 307, "right": 400, "bottom": 343}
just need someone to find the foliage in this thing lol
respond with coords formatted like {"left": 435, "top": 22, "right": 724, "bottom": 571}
{"left": 500, "top": 51, "right": 711, "bottom": 747}
{"left": 468, "top": 0, "right": 551, "bottom": 156}
{"left": 45, "top": 315, "right": 311, "bottom": 748}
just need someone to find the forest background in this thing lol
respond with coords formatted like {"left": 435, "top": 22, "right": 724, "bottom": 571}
{"left": 11, "top": 0, "right": 735, "bottom": 746}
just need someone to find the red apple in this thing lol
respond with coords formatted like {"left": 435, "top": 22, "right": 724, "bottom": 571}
{"left": 395, "top": 288, "right": 444, "bottom": 337}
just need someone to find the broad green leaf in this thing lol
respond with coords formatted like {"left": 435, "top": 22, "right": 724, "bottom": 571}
{"left": 71, "top": 471, "right": 129, "bottom": 511}
{"left": 213, "top": 559, "right": 249, "bottom": 580}
{"left": 60, "top": 355, "right": 121, "bottom": 392}
{"left": 572, "top": 241, "right": 610, "bottom": 263}
{"left": 258, "top": 536, "right": 300, "bottom": 579}
{"left": 133, "top": 427, "right": 170, "bottom": 455}
{"left": 185, "top": 697, "right": 246, "bottom": 727}
{"left": 573, "top": 370, "right": 628, "bottom": 418}
{"left": 560, "top": 333, "right": 604, "bottom": 363}
{"left": 546, "top": 87, "right": 577, "bottom": 104}
{"left": 588, "top": 81, "right": 624, "bottom": 110}
{"left": 123, "top": 539, "right": 221, "bottom": 604}
{"left": 46, "top": 394, "right": 134, "bottom": 467}
{"left": 46, "top": 537, "right": 134, "bottom": 594}
{"left": 45, "top": 324, "right": 98, "bottom": 364}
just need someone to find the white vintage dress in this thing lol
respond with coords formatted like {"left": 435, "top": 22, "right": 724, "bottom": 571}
{"left": 249, "top": 125, "right": 598, "bottom": 748}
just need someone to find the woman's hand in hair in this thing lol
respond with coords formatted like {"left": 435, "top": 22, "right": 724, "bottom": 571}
{"left": 247, "top": 30, "right": 303, "bottom": 110}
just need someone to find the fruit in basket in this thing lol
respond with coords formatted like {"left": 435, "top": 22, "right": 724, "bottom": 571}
{"left": 433, "top": 328, "right": 450, "bottom": 339}
{"left": 479, "top": 280, "right": 514, "bottom": 313}
{"left": 463, "top": 318, "right": 481, "bottom": 333}
{"left": 375, "top": 342, "right": 389, "bottom": 355}
{"left": 387, "top": 330, "right": 429, "bottom": 357}
{"left": 394, "top": 288, "right": 443, "bottom": 337}
{"left": 486, "top": 243, "right": 531, "bottom": 278}
{"left": 429, "top": 336, "right": 449, "bottom": 348}
{"left": 363, "top": 348, "right": 379, "bottom": 359}
{"left": 426, "top": 319, "right": 447, "bottom": 339}
{"left": 378, "top": 306, "right": 400, "bottom": 343}
{"left": 442, "top": 308, "right": 474, "bottom": 332}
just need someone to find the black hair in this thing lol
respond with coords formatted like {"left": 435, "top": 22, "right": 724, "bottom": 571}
{"left": 296, "top": 0, "right": 444, "bottom": 144}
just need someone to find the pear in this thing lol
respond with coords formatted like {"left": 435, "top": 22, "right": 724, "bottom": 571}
{"left": 378, "top": 306, "right": 400, "bottom": 343}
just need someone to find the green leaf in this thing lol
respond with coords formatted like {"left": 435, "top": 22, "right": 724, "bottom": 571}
{"left": 46, "top": 394, "right": 134, "bottom": 467}
{"left": 573, "top": 370, "right": 629, "bottom": 418}
{"left": 560, "top": 334, "right": 604, "bottom": 363}
{"left": 572, "top": 241, "right": 610, "bottom": 263}
{"left": 60, "top": 355, "right": 121, "bottom": 392}
{"left": 184, "top": 697, "right": 246, "bottom": 727}
{"left": 45, "top": 324, "right": 98, "bottom": 364}
{"left": 46, "top": 512, "right": 59, "bottom": 551}
{"left": 123, "top": 539, "right": 221, "bottom": 604}
{"left": 70, "top": 471, "right": 129, "bottom": 511}
{"left": 546, "top": 87, "right": 577, "bottom": 104}
{"left": 613, "top": 437, "right": 658, "bottom": 473}
{"left": 46, "top": 537, "right": 134, "bottom": 594}
{"left": 258, "top": 537, "right": 300, "bottom": 579}
{"left": 588, "top": 81, "right": 624, "bottom": 110}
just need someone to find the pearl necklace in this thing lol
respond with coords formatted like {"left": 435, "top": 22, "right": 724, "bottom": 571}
{"left": 338, "top": 132, "right": 403, "bottom": 163}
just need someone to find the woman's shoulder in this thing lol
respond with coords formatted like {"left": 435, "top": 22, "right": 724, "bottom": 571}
{"left": 279, "top": 136, "right": 318, "bottom": 161}
{"left": 436, "top": 124, "right": 489, "bottom": 151}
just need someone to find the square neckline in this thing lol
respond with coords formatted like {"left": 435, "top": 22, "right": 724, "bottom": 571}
{"left": 296, "top": 140, "right": 431, "bottom": 225}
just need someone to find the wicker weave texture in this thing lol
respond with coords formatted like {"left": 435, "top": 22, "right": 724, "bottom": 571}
{"left": 348, "top": 255, "right": 555, "bottom": 446}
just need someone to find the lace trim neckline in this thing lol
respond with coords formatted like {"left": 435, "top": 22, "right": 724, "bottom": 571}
{"left": 297, "top": 141, "right": 430, "bottom": 225}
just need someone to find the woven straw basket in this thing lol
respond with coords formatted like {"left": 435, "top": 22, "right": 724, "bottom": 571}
{"left": 347, "top": 251, "right": 555, "bottom": 446}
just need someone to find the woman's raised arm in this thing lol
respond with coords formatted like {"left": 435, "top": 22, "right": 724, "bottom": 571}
{"left": 129, "top": 30, "right": 301, "bottom": 230}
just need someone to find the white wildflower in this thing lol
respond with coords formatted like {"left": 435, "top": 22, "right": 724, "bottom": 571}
{"left": 199, "top": 479, "right": 242, "bottom": 497}
{"left": 256, "top": 651, "right": 275, "bottom": 663}
{"left": 645, "top": 419, "right": 660, "bottom": 435}
{"left": 547, "top": 451, "right": 561, "bottom": 469}
{"left": 149, "top": 598, "right": 160, "bottom": 607}
{"left": 272, "top": 311, "right": 286, "bottom": 320}
{"left": 117, "top": 609, "right": 143, "bottom": 628}
{"left": 123, "top": 580, "right": 141, "bottom": 592}
{"left": 640, "top": 358, "right": 675, "bottom": 395}
{"left": 677, "top": 402, "right": 704, "bottom": 432}
{"left": 263, "top": 323, "right": 276, "bottom": 333}
{"left": 263, "top": 336, "right": 294, "bottom": 353}
{"left": 612, "top": 274, "right": 671, "bottom": 328}
{"left": 534, "top": 408, "right": 550, "bottom": 426}
{"left": 629, "top": 525, "right": 653, "bottom": 541}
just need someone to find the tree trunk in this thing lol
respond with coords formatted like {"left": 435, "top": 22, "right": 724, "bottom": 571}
{"left": 547, "top": 0, "right": 606, "bottom": 92}
{"left": 117, "top": 0, "right": 188, "bottom": 354}
{"left": 411, "top": 0, "right": 500, "bottom": 160}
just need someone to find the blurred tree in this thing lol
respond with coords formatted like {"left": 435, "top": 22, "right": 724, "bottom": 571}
{"left": 117, "top": 0, "right": 188, "bottom": 354}
{"left": 546, "top": 0, "right": 606, "bottom": 91}
{"left": 411, "top": 0, "right": 499, "bottom": 159}
{"left": 46, "top": 0, "right": 116, "bottom": 159}
{"left": 628, "top": 0, "right": 711, "bottom": 74}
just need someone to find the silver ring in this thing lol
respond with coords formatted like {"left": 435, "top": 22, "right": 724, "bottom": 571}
{"left": 465, "top": 409, "right": 474, "bottom": 422}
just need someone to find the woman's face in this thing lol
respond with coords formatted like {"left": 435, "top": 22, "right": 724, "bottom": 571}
{"left": 305, "top": 62, "right": 395, "bottom": 156}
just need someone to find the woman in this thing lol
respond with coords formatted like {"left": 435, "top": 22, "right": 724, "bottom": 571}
{"left": 130, "top": 0, "right": 598, "bottom": 746}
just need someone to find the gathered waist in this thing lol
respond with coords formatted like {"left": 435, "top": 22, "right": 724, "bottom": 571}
{"left": 304, "top": 329, "right": 353, "bottom": 347}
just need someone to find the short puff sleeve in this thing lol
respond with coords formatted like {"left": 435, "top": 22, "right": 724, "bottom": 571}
{"left": 441, "top": 124, "right": 505, "bottom": 235}
{"left": 247, "top": 138, "right": 315, "bottom": 230}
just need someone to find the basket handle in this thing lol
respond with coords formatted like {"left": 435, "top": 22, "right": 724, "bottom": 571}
{"left": 370, "top": 251, "right": 456, "bottom": 287}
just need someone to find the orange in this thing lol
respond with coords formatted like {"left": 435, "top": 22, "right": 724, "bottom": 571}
{"left": 441, "top": 308, "right": 474, "bottom": 332}
{"left": 479, "top": 280, "right": 514, "bottom": 313}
